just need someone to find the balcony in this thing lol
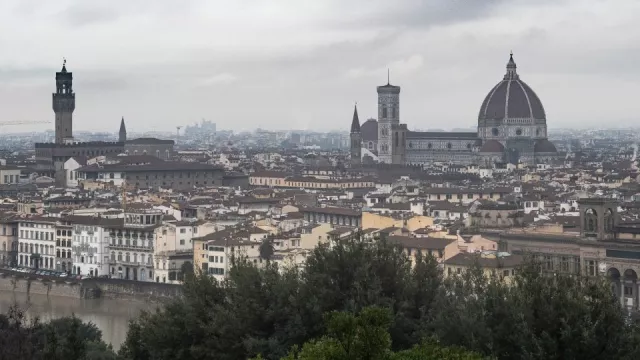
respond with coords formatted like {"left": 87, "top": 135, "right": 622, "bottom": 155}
{"left": 108, "top": 243, "right": 153, "bottom": 251}
{"left": 108, "top": 260, "right": 152, "bottom": 267}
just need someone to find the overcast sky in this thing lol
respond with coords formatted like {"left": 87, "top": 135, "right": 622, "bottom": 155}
{"left": 1, "top": 0, "right": 639, "bottom": 134}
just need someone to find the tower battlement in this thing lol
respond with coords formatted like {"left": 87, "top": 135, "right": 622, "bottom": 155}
{"left": 53, "top": 60, "right": 75, "bottom": 144}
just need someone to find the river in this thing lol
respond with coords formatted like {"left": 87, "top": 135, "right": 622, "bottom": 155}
{"left": 0, "top": 291, "right": 154, "bottom": 349}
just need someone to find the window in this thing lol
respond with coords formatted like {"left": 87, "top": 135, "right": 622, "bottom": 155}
{"left": 625, "top": 286, "right": 633, "bottom": 296}
{"left": 180, "top": 239, "right": 185, "bottom": 245}
{"left": 382, "top": 107, "right": 387, "bottom": 119}
{"left": 208, "top": 267, "right": 225, "bottom": 275}
{"left": 180, "top": 228, "right": 186, "bottom": 234}
{"left": 503, "top": 270, "right": 510, "bottom": 277}
{"left": 587, "top": 260, "right": 596, "bottom": 276}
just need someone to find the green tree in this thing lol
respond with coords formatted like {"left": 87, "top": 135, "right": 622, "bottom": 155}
{"left": 0, "top": 306, "right": 115, "bottom": 360}
{"left": 431, "top": 261, "right": 639, "bottom": 360}
{"left": 275, "top": 307, "right": 482, "bottom": 360}
{"left": 259, "top": 236, "right": 275, "bottom": 261}
{"left": 119, "top": 235, "right": 640, "bottom": 360}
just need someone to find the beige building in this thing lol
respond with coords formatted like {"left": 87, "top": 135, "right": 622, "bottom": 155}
{"left": 0, "top": 218, "right": 18, "bottom": 267}
{"left": 361, "top": 211, "right": 434, "bottom": 233}
{"left": 154, "top": 220, "right": 216, "bottom": 283}
{"left": 0, "top": 166, "right": 21, "bottom": 185}
{"left": 444, "top": 251, "right": 524, "bottom": 283}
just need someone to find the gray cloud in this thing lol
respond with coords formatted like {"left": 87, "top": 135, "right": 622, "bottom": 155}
{"left": 0, "top": 0, "right": 638, "bottom": 133}
{"left": 58, "top": 4, "right": 121, "bottom": 27}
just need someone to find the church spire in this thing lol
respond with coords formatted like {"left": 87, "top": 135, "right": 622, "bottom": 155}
{"left": 350, "top": 103, "right": 360, "bottom": 133}
{"left": 119, "top": 116, "right": 127, "bottom": 142}
{"left": 504, "top": 51, "right": 518, "bottom": 80}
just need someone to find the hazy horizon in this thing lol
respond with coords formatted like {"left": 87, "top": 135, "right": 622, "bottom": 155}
{"left": 2, "top": 0, "right": 640, "bottom": 134}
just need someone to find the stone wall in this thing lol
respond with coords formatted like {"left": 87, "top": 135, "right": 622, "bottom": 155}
{"left": 83, "top": 278, "right": 182, "bottom": 302}
{"left": 0, "top": 270, "right": 181, "bottom": 302}
{"left": 0, "top": 272, "right": 83, "bottom": 298}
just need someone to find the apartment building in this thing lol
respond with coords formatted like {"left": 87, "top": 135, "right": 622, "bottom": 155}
{"left": 0, "top": 218, "right": 18, "bottom": 267}
{"left": 17, "top": 217, "right": 57, "bottom": 269}
{"left": 106, "top": 209, "right": 161, "bottom": 281}
{"left": 70, "top": 216, "right": 111, "bottom": 277}
{"left": 55, "top": 221, "right": 73, "bottom": 273}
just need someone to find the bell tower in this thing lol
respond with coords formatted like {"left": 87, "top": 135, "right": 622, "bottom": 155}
{"left": 53, "top": 59, "right": 75, "bottom": 144}
{"left": 377, "top": 71, "right": 400, "bottom": 164}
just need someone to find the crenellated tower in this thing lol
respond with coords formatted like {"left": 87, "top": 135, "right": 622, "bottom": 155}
{"left": 350, "top": 104, "right": 361, "bottom": 165}
{"left": 52, "top": 59, "right": 75, "bottom": 144}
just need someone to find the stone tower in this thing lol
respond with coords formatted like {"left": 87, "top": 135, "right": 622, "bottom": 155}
{"left": 53, "top": 59, "right": 75, "bottom": 144}
{"left": 119, "top": 116, "right": 127, "bottom": 143}
{"left": 377, "top": 74, "right": 401, "bottom": 164}
{"left": 350, "top": 104, "right": 361, "bottom": 165}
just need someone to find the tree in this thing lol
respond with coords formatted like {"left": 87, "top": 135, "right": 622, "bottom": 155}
{"left": 0, "top": 306, "right": 115, "bottom": 360}
{"left": 119, "top": 235, "right": 640, "bottom": 360}
{"left": 275, "top": 307, "right": 482, "bottom": 360}
{"left": 259, "top": 236, "right": 275, "bottom": 262}
{"left": 430, "top": 261, "right": 639, "bottom": 359}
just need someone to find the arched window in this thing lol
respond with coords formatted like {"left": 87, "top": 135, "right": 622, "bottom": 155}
{"left": 111, "top": 252, "right": 116, "bottom": 261}
{"left": 117, "top": 252, "right": 122, "bottom": 261}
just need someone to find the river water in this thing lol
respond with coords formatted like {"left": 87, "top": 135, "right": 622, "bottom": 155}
{"left": 0, "top": 291, "right": 153, "bottom": 349}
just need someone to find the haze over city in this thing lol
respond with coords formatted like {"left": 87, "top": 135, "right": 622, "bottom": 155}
{"left": 1, "top": 0, "right": 640, "bottom": 133}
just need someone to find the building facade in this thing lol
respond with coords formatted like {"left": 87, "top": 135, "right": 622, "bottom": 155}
{"left": 106, "top": 210, "right": 160, "bottom": 281}
{"left": 17, "top": 218, "right": 57, "bottom": 269}
{"left": 350, "top": 53, "right": 558, "bottom": 166}
{"left": 0, "top": 219, "right": 18, "bottom": 267}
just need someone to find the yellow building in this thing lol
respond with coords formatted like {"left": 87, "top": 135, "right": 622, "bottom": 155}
{"left": 443, "top": 251, "right": 524, "bottom": 282}
{"left": 361, "top": 211, "right": 433, "bottom": 232}
{"left": 387, "top": 235, "right": 459, "bottom": 265}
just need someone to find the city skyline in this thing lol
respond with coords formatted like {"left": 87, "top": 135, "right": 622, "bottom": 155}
{"left": 1, "top": 0, "right": 640, "bottom": 133}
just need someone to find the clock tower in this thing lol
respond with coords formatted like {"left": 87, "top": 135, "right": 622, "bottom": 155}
{"left": 53, "top": 59, "right": 75, "bottom": 144}
{"left": 376, "top": 74, "right": 401, "bottom": 164}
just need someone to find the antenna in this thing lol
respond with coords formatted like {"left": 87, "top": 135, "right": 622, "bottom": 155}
{"left": 387, "top": 68, "right": 390, "bottom": 85}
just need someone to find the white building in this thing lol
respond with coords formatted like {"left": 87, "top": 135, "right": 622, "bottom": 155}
{"left": 17, "top": 217, "right": 57, "bottom": 269}
{"left": 63, "top": 156, "right": 87, "bottom": 188}
{"left": 106, "top": 209, "right": 160, "bottom": 281}
{"left": 70, "top": 216, "right": 111, "bottom": 277}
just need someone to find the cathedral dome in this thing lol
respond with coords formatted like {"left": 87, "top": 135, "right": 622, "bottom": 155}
{"left": 478, "top": 53, "right": 546, "bottom": 123}
{"left": 479, "top": 140, "right": 505, "bottom": 153}
{"left": 360, "top": 119, "right": 378, "bottom": 141}
{"left": 534, "top": 139, "right": 557, "bottom": 153}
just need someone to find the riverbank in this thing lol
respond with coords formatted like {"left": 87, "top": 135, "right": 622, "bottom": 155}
{"left": 0, "top": 270, "right": 182, "bottom": 302}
